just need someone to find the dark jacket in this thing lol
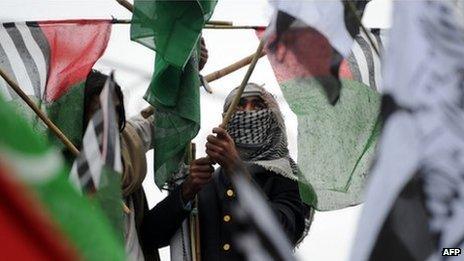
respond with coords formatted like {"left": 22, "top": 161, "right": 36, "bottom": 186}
{"left": 131, "top": 186, "right": 190, "bottom": 261}
{"left": 133, "top": 164, "right": 305, "bottom": 261}
{"left": 197, "top": 164, "right": 306, "bottom": 261}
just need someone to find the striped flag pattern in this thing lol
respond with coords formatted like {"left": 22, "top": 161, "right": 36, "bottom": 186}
{"left": 0, "top": 20, "right": 112, "bottom": 150}
{"left": 342, "top": 29, "right": 387, "bottom": 92}
{"left": 0, "top": 20, "right": 111, "bottom": 102}
{"left": 0, "top": 22, "right": 49, "bottom": 101}
{"left": 69, "top": 73, "right": 122, "bottom": 193}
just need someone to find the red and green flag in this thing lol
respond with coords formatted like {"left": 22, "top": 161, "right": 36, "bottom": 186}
{"left": 259, "top": 27, "right": 385, "bottom": 211}
{"left": 0, "top": 165, "right": 78, "bottom": 260}
{"left": 0, "top": 93, "right": 125, "bottom": 260}
{"left": 268, "top": 1, "right": 370, "bottom": 104}
{"left": 131, "top": 0, "right": 217, "bottom": 187}
{"left": 0, "top": 20, "right": 111, "bottom": 150}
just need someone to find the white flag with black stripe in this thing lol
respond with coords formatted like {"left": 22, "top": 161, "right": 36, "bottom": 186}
{"left": 0, "top": 22, "right": 49, "bottom": 101}
{"left": 346, "top": 28, "right": 387, "bottom": 92}
{"left": 69, "top": 72, "right": 122, "bottom": 193}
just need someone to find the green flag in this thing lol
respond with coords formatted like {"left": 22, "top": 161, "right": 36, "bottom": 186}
{"left": 261, "top": 28, "right": 384, "bottom": 210}
{"left": 282, "top": 79, "right": 380, "bottom": 210}
{"left": 131, "top": 0, "right": 216, "bottom": 68}
{"left": 131, "top": 0, "right": 217, "bottom": 187}
{"left": 0, "top": 94, "right": 125, "bottom": 261}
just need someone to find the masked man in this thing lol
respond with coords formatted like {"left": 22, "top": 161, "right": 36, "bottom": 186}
{"left": 183, "top": 83, "right": 309, "bottom": 260}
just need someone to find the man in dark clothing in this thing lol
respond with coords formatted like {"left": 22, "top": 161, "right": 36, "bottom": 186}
{"left": 180, "top": 83, "right": 308, "bottom": 260}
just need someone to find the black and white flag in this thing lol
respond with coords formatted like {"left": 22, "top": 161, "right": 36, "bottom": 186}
{"left": 69, "top": 72, "right": 122, "bottom": 193}
{"left": 0, "top": 22, "right": 48, "bottom": 101}
{"left": 347, "top": 28, "right": 387, "bottom": 92}
{"left": 351, "top": 2, "right": 464, "bottom": 260}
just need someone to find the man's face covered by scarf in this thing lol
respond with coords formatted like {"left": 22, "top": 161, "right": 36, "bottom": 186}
{"left": 223, "top": 83, "right": 287, "bottom": 161}
{"left": 228, "top": 108, "right": 273, "bottom": 147}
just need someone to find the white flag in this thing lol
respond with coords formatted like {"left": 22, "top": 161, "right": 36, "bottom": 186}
{"left": 351, "top": 2, "right": 464, "bottom": 260}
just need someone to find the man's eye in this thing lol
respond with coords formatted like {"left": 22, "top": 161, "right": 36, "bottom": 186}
{"left": 253, "top": 101, "right": 265, "bottom": 109}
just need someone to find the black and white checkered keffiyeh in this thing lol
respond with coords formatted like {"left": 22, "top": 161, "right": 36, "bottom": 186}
{"left": 224, "top": 83, "right": 299, "bottom": 181}
{"left": 228, "top": 109, "right": 273, "bottom": 146}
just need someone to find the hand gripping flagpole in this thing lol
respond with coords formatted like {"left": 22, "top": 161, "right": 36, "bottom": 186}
{"left": 0, "top": 68, "right": 80, "bottom": 157}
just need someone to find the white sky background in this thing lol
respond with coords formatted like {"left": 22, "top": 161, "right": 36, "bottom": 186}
{"left": 0, "top": 1, "right": 391, "bottom": 260}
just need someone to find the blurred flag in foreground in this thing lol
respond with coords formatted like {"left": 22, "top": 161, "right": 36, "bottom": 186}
{"left": 0, "top": 93, "right": 124, "bottom": 260}
{"left": 231, "top": 173, "right": 296, "bottom": 261}
{"left": 131, "top": 0, "right": 217, "bottom": 187}
{"left": 351, "top": 2, "right": 464, "bottom": 260}
{"left": 0, "top": 165, "right": 78, "bottom": 260}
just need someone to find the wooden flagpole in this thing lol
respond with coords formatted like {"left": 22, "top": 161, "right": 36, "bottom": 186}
{"left": 206, "top": 20, "right": 232, "bottom": 26}
{"left": 115, "top": 0, "right": 133, "bottom": 12}
{"left": 110, "top": 19, "right": 260, "bottom": 30}
{"left": 221, "top": 38, "right": 266, "bottom": 126}
{"left": 204, "top": 25, "right": 261, "bottom": 30}
{"left": 204, "top": 51, "right": 266, "bottom": 83}
{"left": 0, "top": 69, "right": 132, "bottom": 214}
{"left": 114, "top": 0, "right": 232, "bottom": 26}
{"left": 187, "top": 143, "right": 201, "bottom": 261}
{"left": 0, "top": 68, "right": 80, "bottom": 157}
{"left": 140, "top": 51, "right": 268, "bottom": 118}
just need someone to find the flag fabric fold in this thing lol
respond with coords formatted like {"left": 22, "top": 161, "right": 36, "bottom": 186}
{"left": 131, "top": 0, "right": 217, "bottom": 187}
{"left": 131, "top": 0, "right": 216, "bottom": 69}
{"left": 267, "top": 0, "right": 369, "bottom": 104}
{"left": 0, "top": 93, "right": 124, "bottom": 261}
{"left": 259, "top": 27, "right": 384, "bottom": 211}
{"left": 351, "top": 2, "right": 464, "bottom": 260}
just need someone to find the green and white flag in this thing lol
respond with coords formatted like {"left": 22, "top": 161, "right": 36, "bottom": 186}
{"left": 0, "top": 93, "right": 124, "bottom": 261}
{"left": 131, "top": 0, "right": 217, "bottom": 187}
